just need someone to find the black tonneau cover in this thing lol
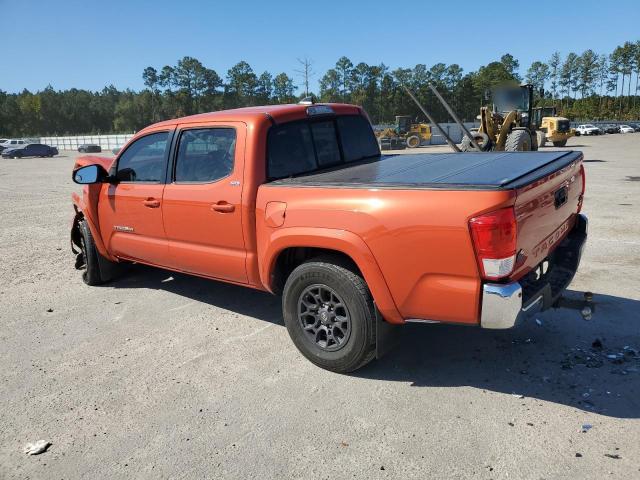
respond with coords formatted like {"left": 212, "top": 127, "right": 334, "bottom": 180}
{"left": 268, "top": 151, "right": 583, "bottom": 190}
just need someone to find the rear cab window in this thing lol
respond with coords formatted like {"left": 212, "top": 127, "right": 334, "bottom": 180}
{"left": 267, "top": 114, "right": 379, "bottom": 181}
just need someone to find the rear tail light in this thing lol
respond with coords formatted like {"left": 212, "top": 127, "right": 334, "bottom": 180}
{"left": 469, "top": 207, "right": 517, "bottom": 281}
{"left": 577, "top": 163, "right": 586, "bottom": 213}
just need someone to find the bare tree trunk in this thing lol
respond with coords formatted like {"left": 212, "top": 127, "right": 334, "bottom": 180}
{"left": 619, "top": 74, "right": 625, "bottom": 118}
{"left": 634, "top": 71, "right": 639, "bottom": 110}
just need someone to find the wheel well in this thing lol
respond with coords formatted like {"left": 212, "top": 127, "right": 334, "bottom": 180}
{"left": 70, "top": 210, "right": 84, "bottom": 252}
{"left": 270, "top": 247, "right": 362, "bottom": 294}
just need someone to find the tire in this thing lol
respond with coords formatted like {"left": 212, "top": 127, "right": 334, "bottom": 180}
{"left": 406, "top": 135, "right": 421, "bottom": 148}
{"left": 552, "top": 139, "right": 567, "bottom": 147}
{"left": 575, "top": 131, "right": 581, "bottom": 136}
{"left": 282, "top": 258, "right": 376, "bottom": 373}
{"left": 78, "top": 220, "right": 106, "bottom": 286}
{"left": 536, "top": 131, "right": 547, "bottom": 147}
{"left": 505, "top": 130, "right": 532, "bottom": 151}
{"left": 460, "top": 132, "right": 490, "bottom": 152}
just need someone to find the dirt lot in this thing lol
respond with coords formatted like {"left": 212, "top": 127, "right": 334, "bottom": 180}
{"left": 1, "top": 134, "right": 639, "bottom": 479}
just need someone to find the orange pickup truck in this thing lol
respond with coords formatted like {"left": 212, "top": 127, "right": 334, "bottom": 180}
{"left": 71, "top": 102, "right": 588, "bottom": 372}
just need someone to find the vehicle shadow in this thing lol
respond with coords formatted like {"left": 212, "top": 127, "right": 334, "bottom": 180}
{"left": 356, "top": 290, "right": 640, "bottom": 419}
{"left": 112, "top": 268, "right": 639, "bottom": 419}
{"left": 112, "top": 264, "right": 283, "bottom": 326}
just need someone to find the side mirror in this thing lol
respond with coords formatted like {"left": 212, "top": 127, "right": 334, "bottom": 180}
{"left": 72, "top": 164, "right": 107, "bottom": 184}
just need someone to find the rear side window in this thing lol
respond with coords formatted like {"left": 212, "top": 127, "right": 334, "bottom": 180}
{"left": 116, "top": 132, "right": 169, "bottom": 182}
{"left": 336, "top": 116, "right": 380, "bottom": 162}
{"left": 267, "top": 115, "right": 379, "bottom": 180}
{"left": 174, "top": 128, "right": 236, "bottom": 183}
{"left": 268, "top": 122, "right": 317, "bottom": 179}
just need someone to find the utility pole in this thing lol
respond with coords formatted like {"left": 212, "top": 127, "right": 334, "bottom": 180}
{"left": 295, "top": 57, "right": 315, "bottom": 97}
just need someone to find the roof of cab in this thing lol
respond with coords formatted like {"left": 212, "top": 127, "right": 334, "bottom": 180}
{"left": 143, "top": 103, "right": 363, "bottom": 131}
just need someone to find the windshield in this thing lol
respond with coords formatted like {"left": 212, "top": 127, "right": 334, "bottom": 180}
{"left": 493, "top": 88, "right": 530, "bottom": 113}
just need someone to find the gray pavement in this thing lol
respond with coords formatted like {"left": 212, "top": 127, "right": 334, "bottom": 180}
{"left": 0, "top": 134, "right": 639, "bottom": 479}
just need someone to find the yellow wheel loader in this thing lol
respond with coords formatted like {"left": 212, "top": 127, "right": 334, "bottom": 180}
{"left": 532, "top": 107, "right": 575, "bottom": 147}
{"left": 377, "top": 115, "right": 432, "bottom": 150}
{"left": 461, "top": 84, "right": 539, "bottom": 152}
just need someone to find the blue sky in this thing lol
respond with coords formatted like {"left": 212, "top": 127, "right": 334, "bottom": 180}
{"left": 2, "top": 0, "right": 639, "bottom": 94}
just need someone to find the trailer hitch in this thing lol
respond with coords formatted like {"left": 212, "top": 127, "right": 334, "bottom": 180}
{"left": 553, "top": 291, "right": 594, "bottom": 320}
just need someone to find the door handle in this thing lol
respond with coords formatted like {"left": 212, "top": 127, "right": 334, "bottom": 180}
{"left": 211, "top": 201, "right": 235, "bottom": 213}
{"left": 143, "top": 198, "right": 161, "bottom": 208}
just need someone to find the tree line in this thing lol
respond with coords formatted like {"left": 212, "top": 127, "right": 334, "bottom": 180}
{"left": 1, "top": 41, "right": 639, "bottom": 137}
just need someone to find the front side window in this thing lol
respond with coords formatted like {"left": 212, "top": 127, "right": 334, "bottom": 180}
{"left": 174, "top": 128, "right": 236, "bottom": 183}
{"left": 267, "top": 115, "right": 379, "bottom": 180}
{"left": 116, "top": 132, "right": 169, "bottom": 182}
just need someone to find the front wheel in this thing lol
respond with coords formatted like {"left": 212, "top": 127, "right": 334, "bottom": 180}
{"left": 405, "top": 134, "right": 421, "bottom": 148}
{"left": 78, "top": 220, "right": 105, "bottom": 285}
{"left": 505, "top": 130, "right": 532, "bottom": 151}
{"left": 282, "top": 258, "right": 376, "bottom": 373}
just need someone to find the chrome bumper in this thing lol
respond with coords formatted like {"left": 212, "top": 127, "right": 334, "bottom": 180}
{"left": 480, "top": 214, "right": 588, "bottom": 329}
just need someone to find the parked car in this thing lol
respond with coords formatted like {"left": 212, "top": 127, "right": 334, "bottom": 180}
{"left": 0, "top": 138, "right": 28, "bottom": 149}
{"left": 78, "top": 144, "right": 102, "bottom": 153}
{"left": 70, "top": 102, "right": 588, "bottom": 373}
{"left": 575, "top": 124, "right": 601, "bottom": 136}
{"left": 2, "top": 143, "right": 58, "bottom": 158}
{"left": 628, "top": 123, "right": 640, "bottom": 132}
{"left": 619, "top": 125, "right": 635, "bottom": 134}
{"left": 601, "top": 124, "right": 620, "bottom": 134}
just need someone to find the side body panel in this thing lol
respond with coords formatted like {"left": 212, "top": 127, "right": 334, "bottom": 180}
{"left": 256, "top": 185, "right": 515, "bottom": 325}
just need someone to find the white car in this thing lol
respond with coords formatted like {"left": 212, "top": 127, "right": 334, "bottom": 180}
{"left": 575, "top": 124, "right": 601, "bottom": 136}
{"left": 0, "top": 138, "right": 28, "bottom": 149}
{"left": 619, "top": 125, "right": 635, "bottom": 134}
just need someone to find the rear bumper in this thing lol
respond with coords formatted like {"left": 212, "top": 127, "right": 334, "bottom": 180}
{"left": 480, "top": 214, "right": 588, "bottom": 329}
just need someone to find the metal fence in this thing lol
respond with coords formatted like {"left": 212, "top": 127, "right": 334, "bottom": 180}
{"left": 38, "top": 134, "right": 134, "bottom": 151}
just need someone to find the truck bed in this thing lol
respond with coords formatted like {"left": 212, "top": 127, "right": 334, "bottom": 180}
{"left": 268, "top": 151, "right": 583, "bottom": 190}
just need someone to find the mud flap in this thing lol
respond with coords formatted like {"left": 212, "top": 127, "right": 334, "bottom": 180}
{"left": 375, "top": 307, "right": 401, "bottom": 359}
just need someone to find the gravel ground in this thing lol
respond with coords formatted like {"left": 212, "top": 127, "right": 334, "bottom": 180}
{"left": 1, "top": 134, "right": 639, "bottom": 479}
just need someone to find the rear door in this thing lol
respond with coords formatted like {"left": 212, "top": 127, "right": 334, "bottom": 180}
{"left": 161, "top": 122, "right": 247, "bottom": 283}
{"left": 97, "top": 129, "right": 174, "bottom": 266}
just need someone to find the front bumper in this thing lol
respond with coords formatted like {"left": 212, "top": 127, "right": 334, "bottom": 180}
{"left": 480, "top": 214, "right": 588, "bottom": 329}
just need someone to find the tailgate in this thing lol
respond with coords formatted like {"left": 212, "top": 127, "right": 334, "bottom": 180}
{"left": 511, "top": 154, "right": 584, "bottom": 280}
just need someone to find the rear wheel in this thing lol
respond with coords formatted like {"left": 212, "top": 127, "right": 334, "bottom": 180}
{"left": 505, "top": 130, "right": 532, "bottom": 151}
{"left": 406, "top": 135, "right": 421, "bottom": 148}
{"left": 282, "top": 258, "right": 376, "bottom": 373}
{"left": 552, "top": 139, "right": 567, "bottom": 147}
{"left": 536, "top": 131, "right": 547, "bottom": 147}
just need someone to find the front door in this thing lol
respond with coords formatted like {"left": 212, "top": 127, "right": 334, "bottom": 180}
{"left": 98, "top": 130, "right": 173, "bottom": 266}
{"left": 162, "top": 123, "right": 247, "bottom": 283}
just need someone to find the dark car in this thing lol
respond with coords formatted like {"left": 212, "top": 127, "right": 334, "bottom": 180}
{"left": 78, "top": 144, "right": 102, "bottom": 153}
{"left": 2, "top": 143, "right": 58, "bottom": 158}
{"left": 602, "top": 124, "right": 620, "bottom": 134}
{"left": 628, "top": 123, "right": 640, "bottom": 132}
